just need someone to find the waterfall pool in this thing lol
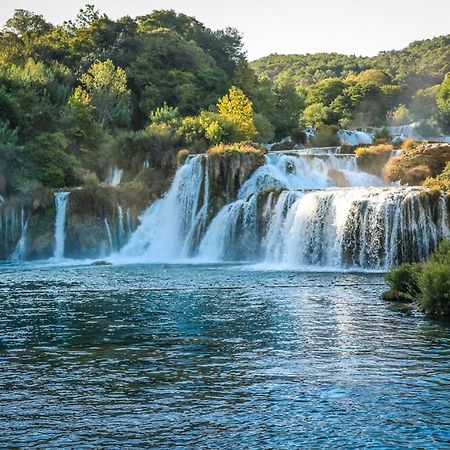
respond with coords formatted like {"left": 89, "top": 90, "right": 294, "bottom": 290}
{"left": 1, "top": 262, "right": 449, "bottom": 447}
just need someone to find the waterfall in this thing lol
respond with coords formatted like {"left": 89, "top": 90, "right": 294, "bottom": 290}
{"left": 337, "top": 130, "right": 374, "bottom": 146}
{"left": 53, "top": 192, "right": 70, "bottom": 260}
{"left": 117, "top": 205, "right": 126, "bottom": 246}
{"left": 1, "top": 203, "right": 24, "bottom": 259}
{"left": 126, "top": 208, "right": 132, "bottom": 237}
{"left": 119, "top": 148, "right": 450, "bottom": 269}
{"left": 118, "top": 155, "right": 209, "bottom": 262}
{"left": 262, "top": 187, "right": 448, "bottom": 269}
{"left": 104, "top": 217, "right": 113, "bottom": 251}
{"left": 238, "top": 152, "right": 385, "bottom": 199}
{"left": 106, "top": 166, "right": 123, "bottom": 186}
{"left": 10, "top": 220, "right": 28, "bottom": 261}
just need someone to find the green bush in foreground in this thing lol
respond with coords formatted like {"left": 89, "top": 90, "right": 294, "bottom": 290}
{"left": 383, "top": 263, "right": 423, "bottom": 302}
{"left": 383, "top": 240, "right": 450, "bottom": 318}
{"left": 418, "top": 262, "right": 450, "bottom": 317}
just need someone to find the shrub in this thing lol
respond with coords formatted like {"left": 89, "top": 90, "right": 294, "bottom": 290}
{"left": 383, "top": 263, "right": 423, "bottom": 301}
{"left": 422, "top": 162, "right": 450, "bottom": 192}
{"left": 383, "top": 143, "right": 450, "bottom": 185}
{"left": 401, "top": 138, "right": 418, "bottom": 151}
{"left": 418, "top": 262, "right": 450, "bottom": 317}
{"left": 382, "top": 240, "right": 450, "bottom": 317}
{"left": 355, "top": 144, "right": 393, "bottom": 174}
{"left": 428, "top": 239, "right": 450, "bottom": 265}
{"left": 207, "top": 143, "right": 265, "bottom": 156}
{"left": 149, "top": 103, "right": 180, "bottom": 125}
{"left": 177, "top": 116, "right": 204, "bottom": 146}
{"left": 309, "top": 124, "right": 339, "bottom": 147}
{"left": 373, "top": 127, "right": 392, "bottom": 144}
{"left": 177, "top": 149, "right": 190, "bottom": 165}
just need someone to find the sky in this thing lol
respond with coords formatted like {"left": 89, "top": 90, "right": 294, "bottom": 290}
{"left": 1, "top": 0, "right": 449, "bottom": 60}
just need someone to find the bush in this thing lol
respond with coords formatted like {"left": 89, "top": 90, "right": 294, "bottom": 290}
{"left": 418, "top": 262, "right": 450, "bottom": 317}
{"left": 355, "top": 144, "right": 393, "bottom": 174}
{"left": 383, "top": 143, "right": 450, "bottom": 185}
{"left": 177, "top": 149, "right": 190, "bottom": 165}
{"left": 428, "top": 239, "right": 450, "bottom": 265}
{"left": 207, "top": 143, "right": 265, "bottom": 156}
{"left": 382, "top": 240, "right": 450, "bottom": 317}
{"left": 401, "top": 138, "right": 418, "bottom": 151}
{"left": 309, "top": 124, "right": 339, "bottom": 147}
{"left": 422, "top": 162, "right": 450, "bottom": 192}
{"left": 149, "top": 103, "right": 180, "bottom": 125}
{"left": 384, "top": 263, "right": 423, "bottom": 301}
{"left": 373, "top": 127, "right": 392, "bottom": 144}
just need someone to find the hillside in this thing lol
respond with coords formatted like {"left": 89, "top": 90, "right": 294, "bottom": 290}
{"left": 252, "top": 35, "right": 450, "bottom": 88}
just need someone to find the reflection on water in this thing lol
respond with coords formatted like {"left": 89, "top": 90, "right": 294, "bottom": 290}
{"left": 0, "top": 263, "right": 449, "bottom": 448}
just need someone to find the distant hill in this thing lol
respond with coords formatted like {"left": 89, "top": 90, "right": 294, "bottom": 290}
{"left": 251, "top": 35, "right": 450, "bottom": 88}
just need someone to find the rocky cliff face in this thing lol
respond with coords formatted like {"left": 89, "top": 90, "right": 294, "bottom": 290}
{"left": 206, "top": 150, "right": 266, "bottom": 219}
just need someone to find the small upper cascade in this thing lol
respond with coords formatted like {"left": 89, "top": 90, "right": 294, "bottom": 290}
{"left": 53, "top": 192, "right": 70, "bottom": 260}
{"left": 238, "top": 151, "right": 385, "bottom": 199}
{"left": 386, "top": 122, "right": 450, "bottom": 143}
{"left": 106, "top": 166, "right": 123, "bottom": 186}
{"left": 337, "top": 130, "right": 374, "bottom": 146}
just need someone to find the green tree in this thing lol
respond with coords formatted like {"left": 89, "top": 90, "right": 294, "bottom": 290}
{"left": 301, "top": 103, "right": 335, "bottom": 127}
{"left": 389, "top": 104, "right": 413, "bottom": 126}
{"left": 217, "top": 86, "right": 256, "bottom": 141}
{"left": 149, "top": 103, "right": 180, "bottom": 125}
{"left": 437, "top": 72, "right": 450, "bottom": 132}
{"left": 306, "top": 78, "right": 345, "bottom": 105}
{"left": 78, "top": 59, "right": 131, "bottom": 128}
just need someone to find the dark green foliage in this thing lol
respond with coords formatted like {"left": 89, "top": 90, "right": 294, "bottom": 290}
{"left": 1, "top": 6, "right": 450, "bottom": 199}
{"left": 0, "top": 7, "right": 250, "bottom": 196}
{"left": 253, "top": 36, "right": 449, "bottom": 89}
{"left": 383, "top": 240, "right": 450, "bottom": 318}
{"left": 253, "top": 36, "right": 450, "bottom": 129}
{"left": 384, "top": 263, "right": 423, "bottom": 301}
{"left": 418, "top": 241, "right": 450, "bottom": 317}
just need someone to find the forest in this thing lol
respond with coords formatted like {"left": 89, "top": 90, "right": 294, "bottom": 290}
{"left": 0, "top": 6, "right": 449, "bottom": 198}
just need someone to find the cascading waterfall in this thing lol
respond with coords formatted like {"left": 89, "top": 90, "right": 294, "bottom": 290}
{"left": 261, "top": 187, "right": 449, "bottom": 269}
{"left": 10, "top": 220, "right": 28, "bottom": 261}
{"left": 120, "top": 148, "right": 450, "bottom": 269}
{"left": 117, "top": 204, "right": 126, "bottom": 246}
{"left": 118, "top": 155, "right": 209, "bottom": 262}
{"left": 104, "top": 217, "right": 113, "bottom": 251}
{"left": 53, "top": 192, "right": 70, "bottom": 260}
{"left": 106, "top": 166, "right": 123, "bottom": 186}
{"left": 0, "top": 203, "right": 27, "bottom": 259}
{"left": 337, "top": 130, "right": 374, "bottom": 146}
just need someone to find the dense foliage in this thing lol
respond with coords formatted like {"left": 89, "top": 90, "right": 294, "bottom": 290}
{"left": 253, "top": 36, "right": 450, "bottom": 128}
{"left": 383, "top": 240, "right": 450, "bottom": 318}
{"left": 0, "top": 6, "right": 449, "bottom": 198}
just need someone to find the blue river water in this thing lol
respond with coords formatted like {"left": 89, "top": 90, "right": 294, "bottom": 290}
{"left": 0, "top": 263, "right": 449, "bottom": 448}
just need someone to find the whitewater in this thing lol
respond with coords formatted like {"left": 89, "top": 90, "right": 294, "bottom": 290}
{"left": 115, "top": 148, "right": 449, "bottom": 270}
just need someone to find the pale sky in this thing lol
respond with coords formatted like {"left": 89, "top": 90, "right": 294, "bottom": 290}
{"left": 1, "top": 0, "right": 449, "bottom": 60}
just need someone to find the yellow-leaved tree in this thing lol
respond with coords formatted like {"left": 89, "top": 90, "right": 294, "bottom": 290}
{"left": 217, "top": 86, "right": 256, "bottom": 141}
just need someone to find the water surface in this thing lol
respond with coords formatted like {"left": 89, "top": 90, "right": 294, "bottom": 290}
{"left": 1, "top": 263, "right": 449, "bottom": 448}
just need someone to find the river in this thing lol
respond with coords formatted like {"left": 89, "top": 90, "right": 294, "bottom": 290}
{"left": 1, "top": 262, "right": 449, "bottom": 448}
